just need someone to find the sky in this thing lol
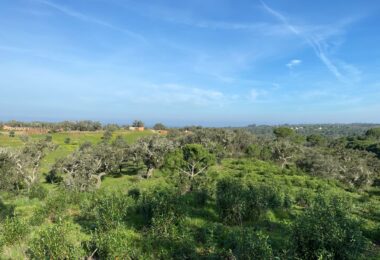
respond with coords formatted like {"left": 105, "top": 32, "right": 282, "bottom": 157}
{"left": 0, "top": 0, "right": 380, "bottom": 126}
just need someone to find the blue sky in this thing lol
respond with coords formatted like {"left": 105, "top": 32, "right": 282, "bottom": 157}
{"left": 0, "top": 0, "right": 380, "bottom": 126}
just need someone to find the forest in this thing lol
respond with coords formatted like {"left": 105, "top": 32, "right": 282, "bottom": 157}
{"left": 0, "top": 122, "right": 380, "bottom": 259}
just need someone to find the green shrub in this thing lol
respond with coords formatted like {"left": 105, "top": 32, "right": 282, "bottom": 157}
{"left": 225, "top": 229, "right": 273, "bottom": 259}
{"left": 292, "top": 195, "right": 368, "bottom": 260}
{"left": 28, "top": 222, "right": 84, "bottom": 259}
{"left": 90, "top": 193, "right": 134, "bottom": 230}
{"left": 192, "top": 188, "right": 208, "bottom": 206}
{"left": 137, "top": 189, "right": 183, "bottom": 227}
{"left": 91, "top": 227, "right": 143, "bottom": 259}
{"left": 9, "top": 131, "right": 15, "bottom": 137}
{"left": 28, "top": 184, "right": 48, "bottom": 200}
{"left": 0, "top": 216, "right": 29, "bottom": 246}
{"left": 216, "top": 178, "right": 246, "bottom": 225}
{"left": 216, "top": 179, "right": 285, "bottom": 224}
{"left": 245, "top": 183, "right": 284, "bottom": 221}
{"left": 64, "top": 137, "right": 71, "bottom": 144}
{"left": 127, "top": 188, "right": 141, "bottom": 201}
{"left": 31, "top": 191, "right": 74, "bottom": 225}
{"left": 45, "top": 169, "right": 63, "bottom": 184}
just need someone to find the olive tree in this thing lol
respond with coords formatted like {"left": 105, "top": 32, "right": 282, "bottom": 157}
{"left": 53, "top": 144, "right": 114, "bottom": 191}
{"left": 0, "top": 140, "right": 56, "bottom": 192}
{"left": 131, "top": 136, "right": 175, "bottom": 178}
{"left": 165, "top": 144, "right": 215, "bottom": 192}
{"left": 272, "top": 140, "right": 301, "bottom": 169}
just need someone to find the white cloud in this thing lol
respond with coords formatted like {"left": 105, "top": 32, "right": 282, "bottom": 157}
{"left": 286, "top": 59, "right": 302, "bottom": 68}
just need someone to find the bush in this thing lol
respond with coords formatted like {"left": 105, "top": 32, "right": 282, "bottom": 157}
{"left": 292, "top": 195, "right": 368, "bottom": 260}
{"left": 137, "top": 189, "right": 184, "bottom": 229}
{"left": 28, "top": 184, "right": 48, "bottom": 200}
{"left": 245, "top": 183, "right": 284, "bottom": 221}
{"left": 216, "top": 178, "right": 246, "bottom": 225}
{"left": 9, "top": 131, "right": 15, "bottom": 137}
{"left": 225, "top": 229, "right": 273, "bottom": 259}
{"left": 45, "top": 135, "right": 53, "bottom": 142}
{"left": 216, "top": 179, "right": 285, "bottom": 224}
{"left": 89, "top": 193, "right": 134, "bottom": 230}
{"left": 128, "top": 188, "right": 141, "bottom": 201}
{"left": 45, "top": 169, "right": 63, "bottom": 184}
{"left": 28, "top": 222, "right": 84, "bottom": 259}
{"left": 0, "top": 216, "right": 29, "bottom": 246}
{"left": 91, "top": 227, "right": 143, "bottom": 259}
{"left": 31, "top": 191, "right": 74, "bottom": 225}
{"left": 192, "top": 188, "right": 208, "bottom": 207}
{"left": 64, "top": 137, "right": 71, "bottom": 144}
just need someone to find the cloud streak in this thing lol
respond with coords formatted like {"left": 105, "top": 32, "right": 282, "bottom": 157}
{"left": 260, "top": 1, "right": 345, "bottom": 80}
{"left": 35, "top": 0, "right": 145, "bottom": 42}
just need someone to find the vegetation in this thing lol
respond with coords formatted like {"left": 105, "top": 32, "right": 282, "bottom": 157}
{"left": 0, "top": 124, "right": 379, "bottom": 259}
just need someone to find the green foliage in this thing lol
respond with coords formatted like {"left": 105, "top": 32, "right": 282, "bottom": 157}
{"left": 153, "top": 123, "right": 167, "bottom": 130}
{"left": 216, "top": 178, "right": 285, "bottom": 225}
{"left": 64, "top": 137, "right": 71, "bottom": 144}
{"left": 224, "top": 229, "right": 273, "bottom": 259}
{"left": 216, "top": 178, "right": 246, "bottom": 225}
{"left": 0, "top": 125, "right": 380, "bottom": 259}
{"left": 45, "top": 135, "right": 52, "bottom": 142}
{"left": 85, "top": 192, "right": 134, "bottom": 230}
{"left": 28, "top": 184, "right": 48, "bottom": 200}
{"left": 165, "top": 144, "right": 215, "bottom": 192}
{"left": 365, "top": 127, "right": 380, "bottom": 139}
{"left": 307, "top": 134, "right": 327, "bottom": 146}
{"left": 28, "top": 222, "right": 84, "bottom": 259}
{"left": 0, "top": 216, "right": 29, "bottom": 246}
{"left": 45, "top": 168, "right": 63, "bottom": 184}
{"left": 90, "top": 227, "right": 142, "bottom": 259}
{"left": 31, "top": 191, "right": 78, "bottom": 224}
{"left": 101, "top": 129, "right": 113, "bottom": 143}
{"left": 292, "top": 195, "right": 368, "bottom": 260}
{"left": 273, "top": 127, "right": 294, "bottom": 139}
{"left": 9, "top": 131, "right": 15, "bottom": 138}
{"left": 137, "top": 189, "right": 184, "bottom": 228}
{"left": 132, "top": 120, "right": 144, "bottom": 127}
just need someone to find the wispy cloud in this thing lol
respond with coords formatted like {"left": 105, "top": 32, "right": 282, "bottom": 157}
{"left": 35, "top": 0, "right": 145, "bottom": 42}
{"left": 116, "top": 83, "right": 227, "bottom": 107}
{"left": 260, "top": 0, "right": 358, "bottom": 81}
{"left": 286, "top": 59, "right": 302, "bottom": 68}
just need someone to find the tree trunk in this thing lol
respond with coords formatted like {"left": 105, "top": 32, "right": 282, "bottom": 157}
{"left": 144, "top": 167, "right": 154, "bottom": 178}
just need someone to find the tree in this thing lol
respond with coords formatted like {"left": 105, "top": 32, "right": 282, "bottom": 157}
{"left": 0, "top": 149, "right": 23, "bottom": 192}
{"left": 272, "top": 141, "right": 300, "bottom": 169}
{"left": 273, "top": 127, "right": 294, "bottom": 139}
{"left": 132, "top": 120, "right": 144, "bottom": 127}
{"left": 131, "top": 136, "right": 175, "bottom": 178}
{"left": 306, "top": 134, "right": 327, "bottom": 147}
{"left": 101, "top": 129, "right": 113, "bottom": 143}
{"left": 165, "top": 144, "right": 215, "bottom": 192}
{"left": 0, "top": 140, "right": 56, "bottom": 192}
{"left": 365, "top": 127, "right": 380, "bottom": 139}
{"left": 53, "top": 144, "right": 111, "bottom": 191}
{"left": 153, "top": 123, "right": 167, "bottom": 130}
